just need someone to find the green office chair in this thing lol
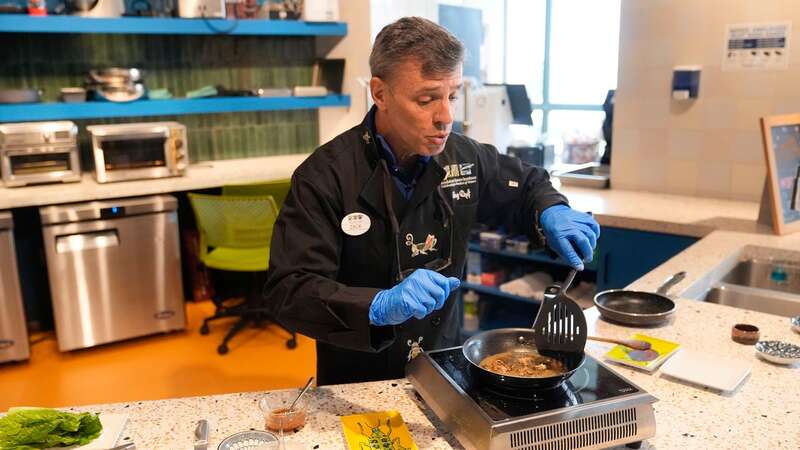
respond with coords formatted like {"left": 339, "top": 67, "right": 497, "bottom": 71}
{"left": 188, "top": 192, "right": 296, "bottom": 355}
{"left": 222, "top": 178, "right": 292, "bottom": 209}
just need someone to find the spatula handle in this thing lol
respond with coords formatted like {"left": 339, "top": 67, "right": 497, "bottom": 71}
{"left": 588, "top": 336, "right": 651, "bottom": 351}
{"left": 562, "top": 269, "right": 578, "bottom": 294}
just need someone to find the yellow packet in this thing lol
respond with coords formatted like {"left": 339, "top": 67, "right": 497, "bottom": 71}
{"left": 603, "top": 333, "right": 680, "bottom": 372}
{"left": 340, "top": 410, "right": 418, "bottom": 450}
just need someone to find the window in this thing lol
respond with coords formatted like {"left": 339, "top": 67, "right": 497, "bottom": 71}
{"left": 505, "top": 0, "right": 621, "bottom": 150}
{"left": 505, "top": 0, "right": 546, "bottom": 104}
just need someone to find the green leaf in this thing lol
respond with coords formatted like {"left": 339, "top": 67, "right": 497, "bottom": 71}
{"left": 0, "top": 408, "right": 102, "bottom": 449}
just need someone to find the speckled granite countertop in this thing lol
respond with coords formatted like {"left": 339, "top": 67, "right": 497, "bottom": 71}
{"left": 61, "top": 379, "right": 464, "bottom": 449}
{"left": 559, "top": 185, "right": 800, "bottom": 302}
{"left": 584, "top": 300, "right": 800, "bottom": 450}
{"left": 0, "top": 154, "right": 308, "bottom": 209}
{"left": 61, "top": 296, "right": 799, "bottom": 450}
{"left": 559, "top": 186, "right": 764, "bottom": 238}
{"left": 37, "top": 188, "right": 800, "bottom": 449}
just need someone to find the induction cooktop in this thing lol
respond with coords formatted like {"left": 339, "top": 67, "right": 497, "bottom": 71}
{"left": 407, "top": 347, "right": 658, "bottom": 450}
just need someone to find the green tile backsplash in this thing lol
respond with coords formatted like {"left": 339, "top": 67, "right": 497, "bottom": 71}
{"left": 0, "top": 33, "right": 320, "bottom": 162}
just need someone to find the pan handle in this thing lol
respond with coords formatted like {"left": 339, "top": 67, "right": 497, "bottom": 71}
{"left": 656, "top": 271, "right": 686, "bottom": 296}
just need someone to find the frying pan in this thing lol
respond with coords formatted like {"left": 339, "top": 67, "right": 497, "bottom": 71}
{"left": 462, "top": 286, "right": 586, "bottom": 391}
{"left": 462, "top": 328, "right": 585, "bottom": 391}
{"left": 593, "top": 271, "right": 685, "bottom": 326}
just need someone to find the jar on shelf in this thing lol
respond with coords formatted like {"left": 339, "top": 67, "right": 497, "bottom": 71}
{"left": 462, "top": 290, "right": 480, "bottom": 333}
{"left": 27, "top": 0, "right": 46, "bottom": 15}
{"left": 226, "top": 0, "right": 261, "bottom": 18}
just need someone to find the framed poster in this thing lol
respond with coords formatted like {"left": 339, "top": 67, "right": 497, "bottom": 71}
{"left": 760, "top": 113, "right": 800, "bottom": 235}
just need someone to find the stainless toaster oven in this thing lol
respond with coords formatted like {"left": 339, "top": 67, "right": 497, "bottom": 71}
{"left": 0, "top": 121, "right": 82, "bottom": 187}
{"left": 87, "top": 121, "right": 188, "bottom": 183}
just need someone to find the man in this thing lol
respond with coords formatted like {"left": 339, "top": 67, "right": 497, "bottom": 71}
{"left": 263, "top": 17, "right": 599, "bottom": 385}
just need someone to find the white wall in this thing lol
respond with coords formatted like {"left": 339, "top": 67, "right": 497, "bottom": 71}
{"left": 318, "top": 0, "right": 505, "bottom": 144}
{"left": 318, "top": 0, "right": 437, "bottom": 145}
{"left": 370, "top": 0, "right": 438, "bottom": 42}
{"left": 612, "top": 0, "right": 800, "bottom": 201}
{"left": 317, "top": 0, "right": 373, "bottom": 145}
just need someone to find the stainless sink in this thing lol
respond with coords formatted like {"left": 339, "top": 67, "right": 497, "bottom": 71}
{"left": 553, "top": 163, "right": 610, "bottom": 189}
{"left": 702, "top": 259, "right": 800, "bottom": 317}
{"left": 705, "top": 284, "right": 800, "bottom": 317}
{"left": 718, "top": 259, "right": 799, "bottom": 294}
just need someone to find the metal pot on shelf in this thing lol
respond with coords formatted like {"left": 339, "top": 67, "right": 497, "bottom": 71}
{"left": 68, "top": 0, "right": 123, "bottom": 16}
{"left": 85, "top": 68, "right": 147, "bottom": 103}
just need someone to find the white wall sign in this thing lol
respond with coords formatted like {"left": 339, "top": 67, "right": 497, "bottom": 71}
{"left": 722, "top": 22, "right": 791, "bottom": 71}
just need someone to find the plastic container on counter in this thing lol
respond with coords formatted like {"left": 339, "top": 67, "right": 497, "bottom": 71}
{"left": 479, "top": 231, "right": 504, "bottom": 251}
{"left": 504, "top": 236, "right": 530, "bottom": 254}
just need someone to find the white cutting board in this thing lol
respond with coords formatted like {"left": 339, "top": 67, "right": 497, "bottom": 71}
{"left": 660, "top": 349, "right": 751, "bottom": 393}
{"left": 45, "top": 413, "right": 129, "bottom": 450}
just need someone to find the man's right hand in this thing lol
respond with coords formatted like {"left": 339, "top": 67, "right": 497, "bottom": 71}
{"left": 368, "top": 269, "right": 461, "bottom": 326}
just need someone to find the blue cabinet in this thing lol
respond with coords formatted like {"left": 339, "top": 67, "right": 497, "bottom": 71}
{"left": 460, "top": 226, "right": 698, "bottom": 337}
{"left": 595, "top": 227, "right": 698, "bottom": 292}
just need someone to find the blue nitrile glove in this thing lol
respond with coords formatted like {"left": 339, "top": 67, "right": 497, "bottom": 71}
{"left": 369, "top": 269, "right": 461, "bottom": 326}
{"left": 540, "top": 204, "right": 600, "bottom": 271}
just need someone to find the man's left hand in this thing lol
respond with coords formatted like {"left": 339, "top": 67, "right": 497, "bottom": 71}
{"left": 540, "top": 204, "right": 600, "bottom": 271}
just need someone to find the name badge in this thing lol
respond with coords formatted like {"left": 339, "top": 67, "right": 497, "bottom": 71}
{"left": 341, "top": 212, "right": 371, "bottom": 236}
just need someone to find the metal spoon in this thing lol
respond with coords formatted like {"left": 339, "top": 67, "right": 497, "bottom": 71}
{"left": 288, "top": 376, "right": 314, "bottom": 412}
{"left": 587, "top": 335, "right": 652, "bottom": 350}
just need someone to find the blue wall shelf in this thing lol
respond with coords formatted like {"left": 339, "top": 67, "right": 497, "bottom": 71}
{"left": 460, "top": 282, "right": 541, "bottom": 305}
{"left": 0, "top": 95, "right": 351, "bottom": 122}
{"left": 0, "top": 15, "right": 347, "bottom": 36}
{"left": 467, "top": 242, "right": 597, "bottom": 271}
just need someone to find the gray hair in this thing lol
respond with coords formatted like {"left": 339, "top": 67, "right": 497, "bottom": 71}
{"left": 370, "top": 17, "right": 465, "bottom": 80}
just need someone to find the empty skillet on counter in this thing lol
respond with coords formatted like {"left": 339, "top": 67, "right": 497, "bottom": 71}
{"left": 593, "top": 271, "right": 685, "bottom": 326}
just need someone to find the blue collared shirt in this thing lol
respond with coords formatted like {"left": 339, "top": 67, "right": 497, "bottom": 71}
{"left": 367, "top": 107, "right": 430, "bottom": 200}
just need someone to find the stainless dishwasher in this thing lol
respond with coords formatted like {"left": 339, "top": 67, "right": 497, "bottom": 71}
{"left": 40, "top": 195, "right": 186, "bottom": 351}
{"left": 0, "top": 211, "right": 30, "bottom": 363}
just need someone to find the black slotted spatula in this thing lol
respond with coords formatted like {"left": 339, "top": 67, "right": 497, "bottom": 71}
{"left": 532, "top": 269, "right": 587, "bottom": 353}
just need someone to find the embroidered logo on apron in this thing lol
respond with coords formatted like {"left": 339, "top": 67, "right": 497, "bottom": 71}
{"left": 441, "top": 162, "right": 477, "bottom": 189}
{"left": 443, "top": 163, "right": 474, "bottom": 179}
{"left": 407, "top": 336, "right": 424, "bottom": 361}
{"left": 451, "top": 188, "right": 471, "bottom": 201}
{"left": 405, "top": 233, "right": 437, "bottom": 257}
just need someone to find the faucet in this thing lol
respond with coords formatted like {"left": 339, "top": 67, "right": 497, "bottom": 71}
{"left": 792, "top": 165, "right": 800, "bottom": 211}
{"left": 770, "top": 264, "right": 788, "bottom": 285}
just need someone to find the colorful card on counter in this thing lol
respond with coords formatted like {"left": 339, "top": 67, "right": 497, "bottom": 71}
{"left": 603, "top": 333, "right": 680, "bottom": 372}
{"left": 340, "top": 410, "right": 418, "bottom": 450}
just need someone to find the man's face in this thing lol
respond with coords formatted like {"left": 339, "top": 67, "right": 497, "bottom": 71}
{"left": 371, "top": 59, "right": 463, "bottom": 158}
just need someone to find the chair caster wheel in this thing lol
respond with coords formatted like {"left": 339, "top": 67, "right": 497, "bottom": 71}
{"left": 217, "top": 344, "right": 229, "bottom": 355}
{"left": 200, "top": 324, "right": 210, "bottom": 335}
{"left": 286, "top": 338, "right": 297, "bottom": 349}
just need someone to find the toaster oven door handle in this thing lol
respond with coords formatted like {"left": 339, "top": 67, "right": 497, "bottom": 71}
{"left": 168, "top": 139, "right": 178, "bottom": 171}
{"left": 55, "top": 230, "right": 119, "bottom": 253}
